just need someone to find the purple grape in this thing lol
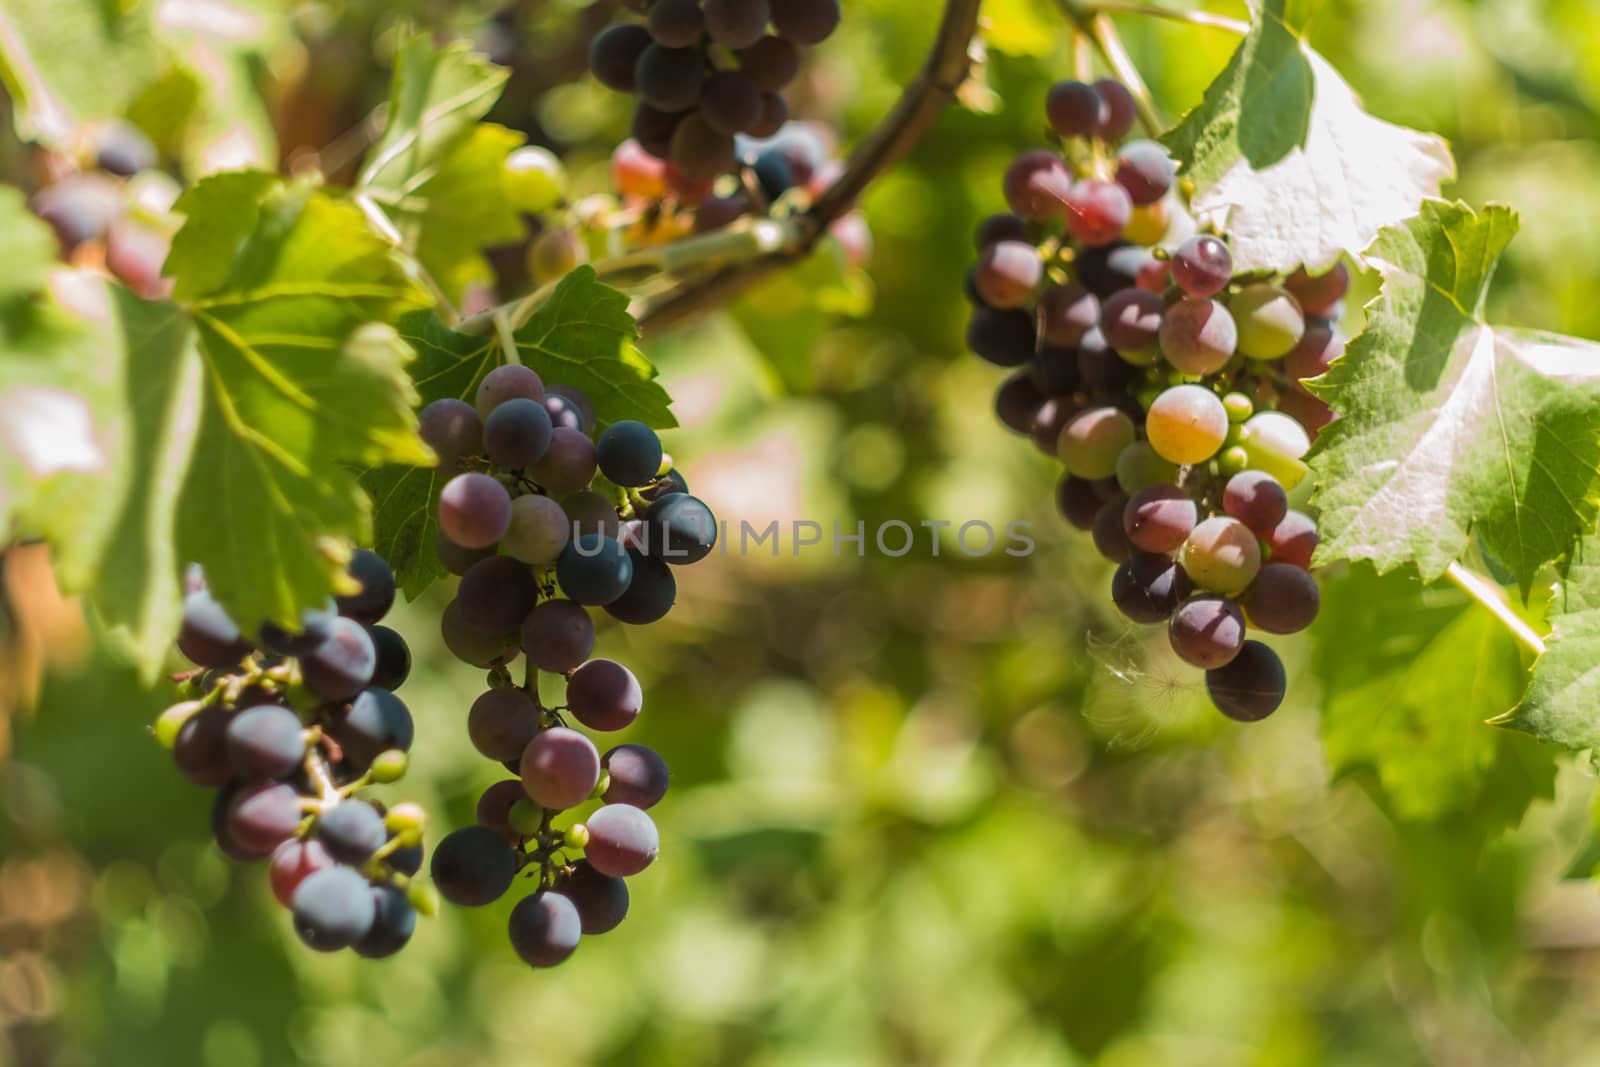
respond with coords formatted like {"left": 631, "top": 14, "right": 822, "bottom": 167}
{"left": 292, "top": 866, "right": 375, "bottom": 952}
{"left": 431, "top": 825, "right": 517, "bottom": 907}
{"left": 475, "top": 364, "right": 546, "bottom": 419}
{"left": 337, "top": 549, "right": 396, "bottom": 624}
{"left": 555, "top": 860, "right": 630, "bottom": 934}
{"left": 520, "top": 726, "right": 601, "bottom": 811}
{"left": 521, "top": 599, "right": 597, "bottom": 673}
{"left": 439, "top": 472, "right": 512, "bottom": 549}
{"left": 1168, "top": 596, "right": 1245, "bottom": 669}
{"left": 1111, "top": 553, "right": 1193, "bottom": 624}
{"left": 457, "top": 555, "right": 541, "bottom": 634}
{"left": 530, "top": 427, "right": 599, "bottom": 496}
{"left": 1046, "top": 80, "right": 1102, "bottom": 139}
{"left": 589, "top": 23, "right": 652, "bottom": 92}
{"left": 1240, "top": 563, "right": 1320, "bottom": 635}
{"left": 354, "top": 883, "right": 416, "bottom": 959}
{"left": 1114, "top": 140, "right": 1174, "bottom": 205}
{"left": 1037, "top": 283, "right": 1099, "bottom": 347}
{"left": 1122, "top": 485, "right": 1196, "bottom": 554}
{"left": 418, "top": 398, "right": 483, "bottom": 467}
{"left": 1222, "top": 471, "right": 1289, "bottom": 536}
{"left": 468, "top": 688, "right": 541, "bottom": 762}
{"left": 441, "top": 599, "right": 519, "bottom": 668}
{"left": 301, "top": 618, "right": 377, "bottom": 702}
{"left": 224, "top": 704, "right": 305, "bottom": 780}
{"left": 177, "top": 591, "right": 252, "bottom": 668}
{"left": 566, "top": 659, "right": 643, "bottom": 732}
{"left": 484, "top": 398, "right": 554, "bottom": 469}
{"left": 1171, "top": 235, "right": 1232, "bottom": 298}
{"left": 583, "top": 804, "right": 659, "bottom": 877}
{"left": 367, "top": 625, "right": 411, "bottom": 690}
{"left": 602, "top": 744, "right": 670, "bottom": 809}
{"left": 226, "top": 781, "right": 303, "bottom": 857}
{"left": 315, "top": 800, "right": 387, "bottom": 865}
{"left": 1093, "top": 79, "right": 1136, "bottom": 141}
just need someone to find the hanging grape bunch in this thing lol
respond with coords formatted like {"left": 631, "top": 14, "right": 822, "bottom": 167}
{"left": 969, "top": 77, "right": 1350, "bottom": 723}
{"left": 156, "top": 551, "right": 426, "bottom": 957}
{"left": 419, "top": 364, "right": 714, "bottom": 968}
{"left": 587, "top": 0, "right": 842, "bottom": 182}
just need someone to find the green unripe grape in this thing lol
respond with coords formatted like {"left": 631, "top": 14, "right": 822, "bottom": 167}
{"left": 154, "top": 700, "right": 204, "bottom": 749}
{"left": 1181, "top": 515, "right": 1262, "bottom": 595}
{"left": 1058, "top": 407, "right": 1137, "bottom": 479}
{"left": 384, "top": 802, "right": 427, "bottom": 836}
{"left": 508, "top": 798, "right": 545, "bottom": 837}
{"left": 369, "top": 750, "right": 409, "bottom": 783}
{"left": 1146, "top": 385, "right": 1229, "bottom": 465}
{"left": 528, "top": 227, "right": 586, "bottom": 284}
{"left": 1231, "top": 284, "right": 1305, "bottom": 360}
{"left": 564, "top": 823, "right": 591, "bottom": 850}
{"left": 1223, "top": 392, "right": 1253, "bottom": 423}
{"left": 503, "top": 146, "right": 567, "bottom": 214}
{"left": 591, "top": 771, "right": 611, "bottom": 800}
{"left": 1218, "top": 445, "right": 1250, "bottom": 476}
{"left": 1114, "top": 441, "right": 1180, "bottom": 495}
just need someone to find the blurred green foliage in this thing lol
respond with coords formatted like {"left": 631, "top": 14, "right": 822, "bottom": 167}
{"left": 5, "top": 1, "right": 1600, "bottom": 1065}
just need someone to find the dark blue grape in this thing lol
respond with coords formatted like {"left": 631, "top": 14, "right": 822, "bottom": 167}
{"left": 603, "top": 551, "right": 676, "bottom": 625}
{"left": 544, "top": 393, "right": 586, "bottom": 433}
{"left": 596, "top": 420, "right": 664, "bottom": 488}
{"left": 508, "top": 891, "right": 582, "bottom": 967}
{"left": 556, "top": 860, "right": 630, "bottom": 934}
{"left": 292, "top": 866, "right": 376, "bottom": 952}
{"left": 301, "top": 618, "right": 376, "bottom": 702}
{"left": 354, "top": 883, "right": 416, "bottom": 959}
{"left": 484, "top": 397, "right": 554, "bottom": 469}
{"left": 1111, "top": 553, "right": 1193, "bottom": 624}
{"left": 589, "top": 23, "right": 652, "bottom": 92}
{"left": 224, "top": 704, "right": 305, "bottom": 781}
{"left": 317, "top": 801, "right": 387, "bottom": 865}
{"left": 1206, "top": 640, "right": 1286, "bottom": 722}
{"left": 258, "top": 602, "right": 336, "bottom": 657}
{"left": 337, "top": 549, "right": 396, "bottom": 624}
{"left": 177, "top": 591, "right": 253, "bottom": 668}
{"left": 174, "top": 704, "right": 233, "bottom": 786}
{"left": 367, "top": 625, "right": 411, "bottom": 690}
{"left": 644, "top": 493, "right": 718, "bottom": 565}
{"left": 384, "top": 842, "right": 424, "bottom": 877}
{"left": 431, "top": 826, "right": 517, "bottom": 907}
{"left": 557, "top": 535, "right": 634, "bottom": 606}
{"left": 331, "top": 687, "right": 414, "bottom": 769}
{"left": 752, "top": 150, "right": 794, "bottom": 201}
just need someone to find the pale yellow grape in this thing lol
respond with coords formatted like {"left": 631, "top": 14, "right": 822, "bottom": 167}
{"left": 1146, "top": 385, "right": 1229, "bottom": 465}
{"left": 504, "top": 146, "right": 567, "bottom": 214}
{"left": 1244, "top": 411, "right": 1312, "bottom": 459}
{"left": 1058, "top": 407, "right": 1136, "bottom": 479}
{"left": 1232, "top": 284, "right": 1305, "bottom": 360}
{"left": 1181, "top": 516, "right": 1261, "bottom": 595}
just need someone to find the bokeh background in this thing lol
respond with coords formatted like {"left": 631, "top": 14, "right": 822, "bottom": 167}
{"left": 5, "top": 0, "right": 1600, "bottom": 1064}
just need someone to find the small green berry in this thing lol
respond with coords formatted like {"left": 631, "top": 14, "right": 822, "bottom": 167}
{"left": 154, "top": 700, "right": 204, "bottom": 749}
{"left": 384, "top": 802, "right": 426, "bottom": 835}
{"left": 369, "top": 750, "right": 408, "bottom": 783}
{"left": 508, "top": 799, "right": 544, "bottom": 837}
{"left": 563, "top": 823, "right": 590, "bottom": 851}
{"left": 1222, "top": 392, "right": 1253, "bottom": 423}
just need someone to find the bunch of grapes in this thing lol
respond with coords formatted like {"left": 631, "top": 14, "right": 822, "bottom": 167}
{"left": 968, "top": 77, "right": 1350, "bottom": 722}
{"left": 418, "top": 364, "right": 714, "bottom": 967}
{"left": 157, "top": 551, "right": 427, "bottom": 957}
{"left": 26, "top": 120, "right": 180, "bottom": 299}
{"left": 586, "top": 0, "right": 842, "bottom": 182}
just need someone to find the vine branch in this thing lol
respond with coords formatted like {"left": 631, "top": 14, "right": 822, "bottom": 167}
{"left": 633, "top": 0, "right": 985, "bottom": 334}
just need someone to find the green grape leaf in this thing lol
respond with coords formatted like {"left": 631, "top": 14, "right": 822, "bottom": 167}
{"left": 363, "top": 310, "right": 501, "bottom": 599}
{"left": 1163, "top": 0, "right": 1454, "bottom": 273}
{"left": 1499, "top": 536, "right": 1600, "bottom": 750}
{"left": 512, "top": 267, "right": 678, "bottom": 430}
{"left": 1307, "top": 200, "right": 1600, "bottom": 593}
{"left": 359, "top": 35, "right": 508, "bottom": 195}
{"left": 366, "top": 268, "right": 677, "bottom": 599}
{"left": 1314, "top": 564, "right": 1557, "bottom": 828}
{"left": 3, "top": 174, "right": 431, "bottom": 678}
{"left": 386, "top": 123, "right": 527, "bottom": 305}
{"left": 0, "top": 0, "right": 163, "bottom": 146}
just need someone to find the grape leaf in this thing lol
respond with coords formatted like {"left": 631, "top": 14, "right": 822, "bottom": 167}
{"left": 1498, "top": 536, "right": 1600, "bottom": 750}
{"left": 358, "top": 35, "right": 508, "bottom": 195}
{"left": 388, "top": 124, "right": 527, "bottom": 305}
{"left": 0, "top": 0, "right": 163, "bottom": 146}
{"left": 1314, "top": 564, "right": 1556, "bottom": 828}
{"left": 4, "top": 174, "right": 431, "bottom": 678}
{"left": 1307, "top": 200, "right": 1600, "bottom": 593}
{"left": 365, "top": 268, "right": 677, "bottom": 599}
{"left": 1162, "top": 0, "right": 1453, "bottom": 273}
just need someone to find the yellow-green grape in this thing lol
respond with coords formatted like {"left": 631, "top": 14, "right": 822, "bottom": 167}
{"left": 1218, "top": 445, "right": 1250, "bottom": 476}
{"left": 1243, "top": 411, "right": 1311, "bottom": 460}
{"left": 508, "top": 798, "right": 544, "bottom": 837}
{"left": 1181, "top": 516, "right": 1262, "bottom": 594}
{"left": 1223, "top": 392, "right": 1253, "bottom": 423}
{"left": 1231, "top": 284, "right": 1306, "bottom": 360}
{"left": 369, "top": 750, "right": 408, "bottom": 783}
{"left": 1058, "top": 407, "right": 1137, "bottom": 479}
{"left": 528, "top": 227, "right": 586, "bottom": 284}
{"left": 384, "top": 802, "right": 426, "bottom": 837}
{"left": 1123, "top": 200, "right": 1169, "bottom": 246}
{"left": 503, "top": 146, "right": 567, "bottom": 214}
{"left": 154, "top": 700, "right": 204, "bottom": 749}
{"left": 563, "top": 823, "right": 591, "bottom": 850}
{"left": 1114, "top": 441, "right": 1179, "bottom": 494}
{"left": 1146, "top": 384, "right": 1229, "bottom": 465}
